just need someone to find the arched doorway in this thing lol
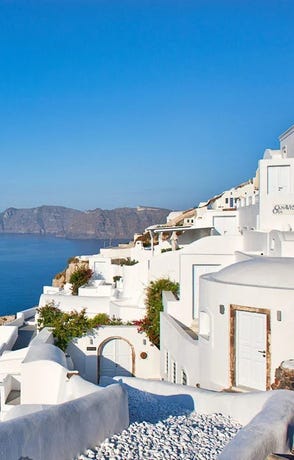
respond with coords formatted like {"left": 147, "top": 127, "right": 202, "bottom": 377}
{"left": 98, "top": 337, "right": 135, "bottom": 382}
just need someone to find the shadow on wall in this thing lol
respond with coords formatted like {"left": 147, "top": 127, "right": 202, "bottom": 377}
{"left": 68, "top": 341, "right": 133, "bottom": 384}
{"left": 68, "top": 341, "right": 88, "bottom": 378}
{"left": 12, "top": 328, "right": 36, "bottom": 351}
{"left": 121, "top": 382, "right": 194, "bottom": 424}
{"left": 101, "top": 378, "right": 195, "bottom": 424}
{"left": 98, "top": 357, "right": 133, "bottom": 383}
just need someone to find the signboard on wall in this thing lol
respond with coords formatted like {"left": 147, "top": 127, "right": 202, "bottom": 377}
{"left": 272, "top": 204, "right": 294, "bottom": 215}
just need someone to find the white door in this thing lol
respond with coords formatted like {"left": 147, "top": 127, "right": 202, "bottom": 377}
{"left": 267, "top": 165, "right": 290, "bottom": 193}
{"left": 100, "top": 338, "right": 132, "bottom": 378}
{"left": 235, "top": 311, "right": 267, "bottom": 390}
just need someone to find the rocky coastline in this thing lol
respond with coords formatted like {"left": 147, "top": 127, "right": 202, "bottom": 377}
{"left": 0, "top": 205, "right": 170, "bottom": 239}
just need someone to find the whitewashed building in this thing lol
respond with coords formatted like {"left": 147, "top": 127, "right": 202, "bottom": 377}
{"left": 37, "top": 124, "right": 294, "bottom": 392}
{"left": 161, "top": 124, "right": 294, "bottom": 391}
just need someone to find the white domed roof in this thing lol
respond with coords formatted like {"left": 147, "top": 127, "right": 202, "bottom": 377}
{"left": 209, "top": 257, "right": 294, "bottom": 289}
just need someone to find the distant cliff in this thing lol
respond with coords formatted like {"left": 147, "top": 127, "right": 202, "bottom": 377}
{"left": 0, "top": 206, "right": 170, "bottom": 239}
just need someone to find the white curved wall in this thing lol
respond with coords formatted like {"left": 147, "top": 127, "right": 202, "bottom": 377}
{"left": 0, "top": 326, "right": 18, "bottom": 355}
{"left": 111, "top": 376, "right": 274, "bottom": 425}
{"left": 0, "top": 384, "right": 129, "bottom": 460}
{"left": 199, "top": 275, "right": 294, "bottom": 390}
{"left": 21, "top": 360, "right": 68, "bottom": 404}
{"left": 219, "top": 389, "right": 294, "bottom": 460}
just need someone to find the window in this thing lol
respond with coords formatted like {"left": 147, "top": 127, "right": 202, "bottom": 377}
{"left": 267, "top": 165, "right": 290, "bottom": 194}
{"left": 165, "top": 351, "right": 169, "bottom": 375}
{"left": 225, "top": 198, "right": 229, "bottom": 204}
{"left": 181, "top": 369, "right": 187, "bottom": 386}
{"left": 172, "top": 361, "right": 177, "bottom": 383}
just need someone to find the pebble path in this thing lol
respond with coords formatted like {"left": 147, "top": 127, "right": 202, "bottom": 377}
{"left": 75, "top": 385, "right": 242, "bottom": 460}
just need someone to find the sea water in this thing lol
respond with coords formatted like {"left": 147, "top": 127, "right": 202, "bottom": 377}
{"left": 0, "top": 234, "right": 127, "bottom": 316}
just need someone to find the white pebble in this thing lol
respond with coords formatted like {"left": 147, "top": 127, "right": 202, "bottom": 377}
{"left": 75, "top": 386, "right": 241, "bottom": 460}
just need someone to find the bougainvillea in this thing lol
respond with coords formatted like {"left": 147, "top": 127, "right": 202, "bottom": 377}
{"left": 136, "top": 278, "right": 179, "bottom": 348}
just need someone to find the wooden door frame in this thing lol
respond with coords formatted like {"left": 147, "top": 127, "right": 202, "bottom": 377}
{"left": 97, "top": 336, "right": 135, "bottom": 383}
{"left": 230, "top": 305, "right": 271, "bottom": 390}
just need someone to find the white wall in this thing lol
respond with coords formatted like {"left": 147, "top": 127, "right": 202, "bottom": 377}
{"left": 179, "top": 253, "right": 237, "bottom": 327}
{"left": 268, "top": 230, "right": 294, "bottom": 257}
{"left": 78, "top": 283, "right": 113, "bottom": 297}
{"left": 0, "top": 347, "right": 28, "bottom": 375}
{"left": 30, "top": 327, "right": 55, "bottom": 346}
{"left": 0, "top": 373, "right": 21, "bottom": 418}
{"left": 0, "top": 328, "right": 54, "bottom": 378}
{"left": 109, "top": 300, "right": 146, "bottom": 321}
{"left": 111, "top": 376, "right": 274, "bottom": 425}
{"left": 100, "top": 247, "right": 132, "bottom": 259}
{"left": 121, "top": 259, "right": 150, "bottom": 307}
{"left": 67, "top": 325, "right": 160, "bottom": 384}
{"left": 149, "top": 251, "right": 180, "bottom": 283}
{"left": 162, "top": 291, "right": 185, "bottom": 324}
{"left": 173, "top": 235, "right": 242, "bottom": 327}
{"left": 258, "top": 157, "right": 294, "bottom": 231}
{"left": 0, "top": 384, "right": 129, "bottom": 460}
{"left": 20, "top": 341, "right": 118, "bottom": 406}
{"left": 21, "top": 359, "right": 69, "bottom": 404}
{"left": 89, "top": 256, "right": 118, "bottom": 283}
{"left": 219, "top": 390, "right": 294, "bottom": 460}
{"left": 242, "top": 230, "right": 268, "bottom": 254}
{"left": 121, "top": 264, "right": 141, "bottom": 299}
{"left": 6, "top": 306, "right": 37, "bottom": 328}
{"left": 39, "top": 293, "right": 111, "bottom": 317}
{"left": 0, "top": 326, "right": 18, "bottom": 355}
{"left": 238, "top": 202, "right": 259, "bottom": 231}
{"left": 280, "top": 125, "right": 294, "bottom": 157}
{"left": 160, "top": 312, "right": 199, "bottom": 386}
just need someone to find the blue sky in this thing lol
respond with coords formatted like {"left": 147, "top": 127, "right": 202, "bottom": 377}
{"left": 0, "top": 0, "right": 294, "bottom": 211}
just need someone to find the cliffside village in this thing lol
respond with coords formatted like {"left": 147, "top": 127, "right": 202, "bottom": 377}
{"left": 0, "top": 125, "right": 294, "bottom": 459}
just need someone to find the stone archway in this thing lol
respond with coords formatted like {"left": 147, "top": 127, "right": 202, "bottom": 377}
{"left": 97, "top": 336, "right": 135, "bottom": 383}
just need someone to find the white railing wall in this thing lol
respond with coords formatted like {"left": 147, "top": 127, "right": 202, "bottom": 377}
{"left": 0, "top": 384, "right": 129, "bottom": 460}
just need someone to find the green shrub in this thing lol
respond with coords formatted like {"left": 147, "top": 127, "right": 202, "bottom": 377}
{"left": 113, "top": 275, "right": 122, "bottom": 283}
{"left": 70, "top": 267, "right": 93, "bottom": 295}
{"left": 121, "top": 258, "right": 138, "bottom": 266}
{"left": 37, "top": 303, "right": 125, "bottom": 351}
{"left": 37, "top": 302, "right": 63, "bottom": 329}
{"left": 135, "top": 278, "right": 179, "bottom": 348}
{"left": 67, "top": 256, "right": 80, "bottom": 265}
{"left": 88, "top": 313, "right": 111, "bottom": 328}
{"left": 53, "top": 309, "right": 90, "bottom": 351}
{"left": 37, "top": 304, "right": 89, "bottom": 351}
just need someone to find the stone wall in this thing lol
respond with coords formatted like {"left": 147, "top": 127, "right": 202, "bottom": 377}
{"left": 53, "top": 259, "right": 89, "bottom": 288}
{"left": 271, "top": 360, "right": 294, "bottom": 390}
